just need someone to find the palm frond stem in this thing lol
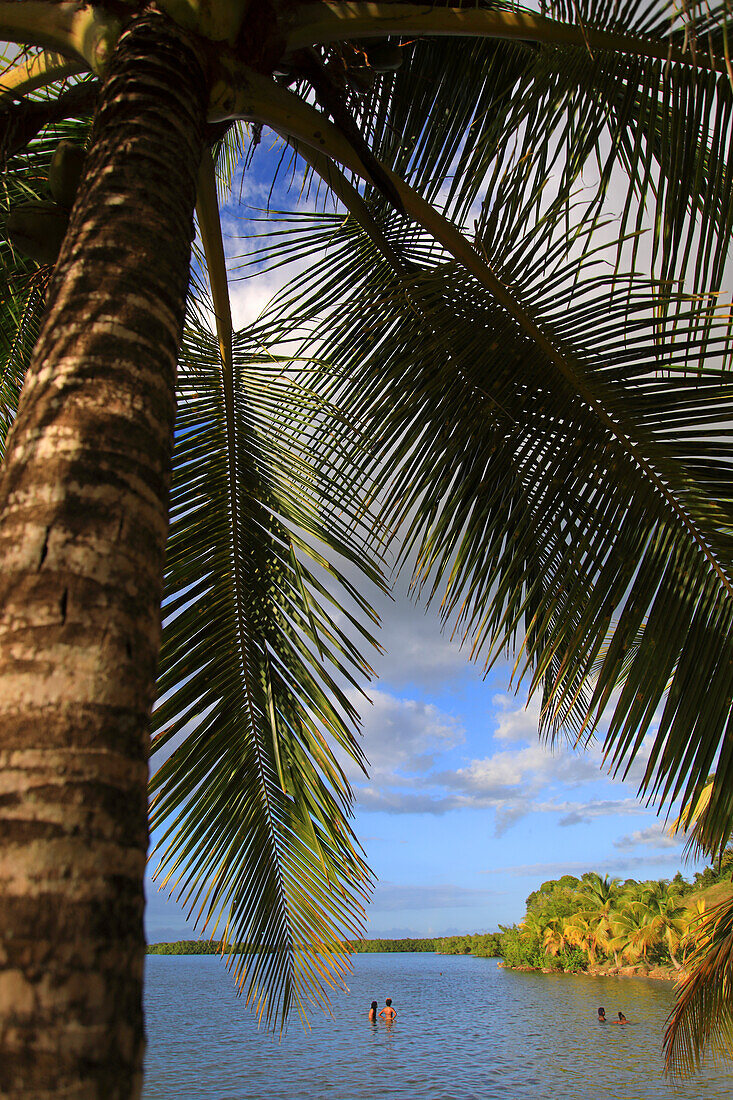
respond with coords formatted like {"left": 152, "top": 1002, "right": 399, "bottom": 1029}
{"left": 0, "top": 49, "right": 85, "bottom": 101}
{"left": 291, "top": 138, "right": 515, "bottom": 419}
{"left": 0, "top": 2, "right": 118, "bottom": 70}
{"left": 285, "top": 2, "right": 728, "bottom": 74}
{"left": 193, "top": 152, "right": 286, "bottom": 874}
{"left": 196, "top": 148, "right": 234, "bottom": 374}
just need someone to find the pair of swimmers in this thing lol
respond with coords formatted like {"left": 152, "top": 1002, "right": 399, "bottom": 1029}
{"left": 598, "top": 1007, "right": 627, "bottom": 1024}
{"left": 369, "top": 998, "right": 396, "bottom": 1021}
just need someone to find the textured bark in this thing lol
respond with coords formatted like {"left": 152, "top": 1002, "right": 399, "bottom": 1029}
{"left": 0, "top": 11, "right": 207, "bottom": 1099}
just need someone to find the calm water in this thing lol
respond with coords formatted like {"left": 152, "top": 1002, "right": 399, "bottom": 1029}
{"left": 142, "top": 952, "right": 733, "bottom": 1099}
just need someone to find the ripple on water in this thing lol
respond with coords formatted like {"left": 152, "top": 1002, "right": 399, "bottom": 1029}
{"left": 142, "top": 953, "right": 733, "bottom": 1100}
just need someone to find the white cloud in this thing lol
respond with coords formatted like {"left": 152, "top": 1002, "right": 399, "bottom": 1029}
{"left": 492, "top": 692, "right": 542, "bottom": 742}
{"left": 369, "top": 590, "right": 474, "bottom": 688}
{"left": 350, "top": 688, "right": 464, "bottom": 782}
{"left": 229, "top": 273, "right": 290, "bottom": 330}
{"left": 483, "top": 853, "right": 689, "bottom": 879}
{"left": 355, "top": 787, "right": 463, "bottom": 815}
{"left": 614, "top": 823, "right": 681, "bottom": 851}
{"left": 444, "top": 742, "right": 603, "bottom": 799}
{"left": 348, "top": 685, "right": 657, "bottom": 834}
{"left": 548, "top": 797, "right": 645, "bottom": 827}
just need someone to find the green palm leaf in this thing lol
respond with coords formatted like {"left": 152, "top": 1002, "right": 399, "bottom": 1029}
{"left": 244, "top": 144, "right": 733, "bottom": 840}
{"left": 148, "top": 306, "right": 385, "bottom": 1024}
{"left": 664, "top": 891, "right": 733, "bottom": 1075}
{"left": 337, "top": 1, "right": 733, "bottom": 328}
{"left": 0, "top": 73, "right": 95, "bottom": 455}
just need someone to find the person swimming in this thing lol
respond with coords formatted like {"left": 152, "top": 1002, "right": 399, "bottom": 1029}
{"left": 368, "top": 1001, "right": 378, "bottom": 1021}
{"left": 617, "top": 1012, "right": 627, "bottom": 1025}
{"left": 598, "top": 1007, "right": 607, "bottom": 1022}
{"left": 380, "top": 998, "right": 397, "bottom": 1022}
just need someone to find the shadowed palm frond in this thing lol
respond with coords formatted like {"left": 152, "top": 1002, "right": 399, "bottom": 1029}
{"left": 0, "top": 73, "right": 95, "bottom": 455}
{"left": 242, "top": 143, "right": 733, "bottom": 841}
{"left": 670, "top": 776, "right": 733, "bottom": 879}
{"left": 335, "top": 0, "right": 733, "bottom": 334}
{"left": 148, "top": 305, "right": 386, "bottom": 1026}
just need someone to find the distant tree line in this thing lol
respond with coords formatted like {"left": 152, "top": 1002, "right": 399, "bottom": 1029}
{"left": 147, "top": 860, "right": 731, "bottom": 970}
{"left": 434, "top": 932, "right": 503, "bottom": 957}
{"left": 147, "top": 937, "right": 438, "bottom": 955}
{"left": 347, "top": 937, "right": 437, "bottom": 952}
{"left": 147, "top": 940, "right": 246, "bottom": 955}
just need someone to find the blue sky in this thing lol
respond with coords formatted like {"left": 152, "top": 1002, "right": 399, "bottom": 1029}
{"left": 144, "top": 127, "right": 706, "bottom": 943}
{"left": 146, "top": 571, "right": 705, "bottom": 942}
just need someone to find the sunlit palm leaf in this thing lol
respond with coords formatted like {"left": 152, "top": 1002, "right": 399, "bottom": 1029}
{"left": 664, "top": 890, "right": 733, "bottom": 1075}
{"left": 148, "top": 307, "right": 385, "bottom": 1025}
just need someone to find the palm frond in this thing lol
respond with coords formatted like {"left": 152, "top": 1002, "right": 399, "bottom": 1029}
{"left": 671, "top": 776, "right": 733, "bottom": 864}
{"left": 148, "top": 303, "right": 386, "bottom": 1026}
{"left": 240, "top": 141, "right": 733, "bottom": 835}
{"left": 664, "top": 890, "right": 733, "bottom": 1075}
{"left": 331, "top": 2, "right": 733, "bottom": 330}
{"left": 0, "top": 80, "right": 95, "bottom": 456}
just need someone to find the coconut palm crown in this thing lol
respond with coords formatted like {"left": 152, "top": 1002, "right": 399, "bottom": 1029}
{"left": 2, "top": 1, "right": 733, "bottom": 1096}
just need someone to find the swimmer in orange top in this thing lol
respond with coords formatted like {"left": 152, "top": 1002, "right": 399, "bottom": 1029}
{"left": 379, "top": 998, "right": 397, "bottom": 1021}
{"left": 598, "top": 1007, "right": 607, "bottom": 1022}
{"left": 617, "top": 1012, "right": 627, "bottom": 1025}
{"left": 368, "top": 1001, "right": 378, "bottom": 1021}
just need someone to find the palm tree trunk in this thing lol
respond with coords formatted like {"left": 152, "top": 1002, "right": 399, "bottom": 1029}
{"left": 0, "top": 10, "right": 207, "bottom": 1099}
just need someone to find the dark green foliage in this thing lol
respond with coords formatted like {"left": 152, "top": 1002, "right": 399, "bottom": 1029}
{"left": 503, "top": 867, "right": 731, "bottom": 975}
{"left": 6, "top": 200, "right": 68, "bottom": 265}
{"left": 498, "top": 926, "right": 584, "bottom": 971}
{"left": 349, "top": 937, "right": 436, "bottom": 953}
{"left": 147, "top": 937, "right": 437, "bottom": 954}
{"left": 47, "top": 140, "right": 85, "bottom": 209}
{"left": 428, "top": 864, "right": 732, "bottom": 978}
{"left": 147, "top": 940, "right": 235, "bottom": 955}
{"left": 693, "top": 861, "right": 733, "bottom": 889}
{"left": 0, "top": 91, "right": 94, "bottom": 460}
{"left": 435, "top": 932, "right": 503, "bottom": 958}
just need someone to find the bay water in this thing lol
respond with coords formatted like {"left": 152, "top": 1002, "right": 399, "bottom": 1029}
{"left": 142, "top": 952, "right": 733, "bottom": 1099}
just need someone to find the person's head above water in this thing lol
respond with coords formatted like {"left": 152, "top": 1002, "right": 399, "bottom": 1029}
{"left": 598, "top": 1007, "right": 606, "bottom": 1019}
{"left": 618, "top": 1012, "right": 627, "bottom": 1023}
{"left": 371, "top": 1002, "right": 378, "bottom": 1011}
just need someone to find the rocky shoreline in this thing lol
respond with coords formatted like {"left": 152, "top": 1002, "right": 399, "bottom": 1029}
{"left": 501, "top": 961, "right": 684, "bottom": 982}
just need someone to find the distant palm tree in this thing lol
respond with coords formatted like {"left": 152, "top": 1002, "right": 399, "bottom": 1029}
{"left": 542, "top": 916, "right": 571, "bottom": 958}
{"left": 573, "top": 873, "right": 619, "bottom": 959}
{"left": 520, "top": 910, "right": 546, "bottom": 952}
{"left": 608, "top": 904, "right": 654, "bottom": 965}
{"left": 565, "top": 912, "right": 604, "bottom": 966}
{"left": 639, "top": 882, "right": 688, "bottom": 969}
{"left": 3, "top": 2, "right": 733, "bottom": 1095}
{"left": 579, "top": 873, "right": 619, "bottom": 911}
